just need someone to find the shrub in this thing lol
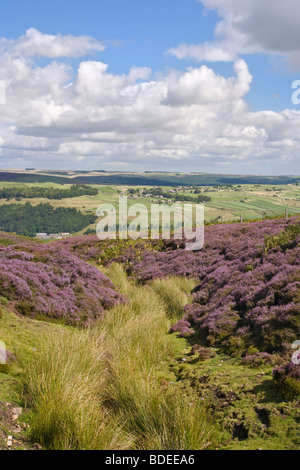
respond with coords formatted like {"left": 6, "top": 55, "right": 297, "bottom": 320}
{"left": 241, "top": 352, "right": 278, "bottom": 368}
{"left": 0, "top": 244, "right": 125, "bottom": 325}
{"left": 244, "top": 264, "right": 254, "bottom": 272}
{"left": 189, "top": 345, "right": 216, "bottom": 362}
{"left": 279, "top": 377, "right": 300, "bottom": 401}
{"left": 15, "top": 300, "right": 34, "bottom": 317}
{"left": 273, "top": 362, "right": 300, "bottom": 400}
{"left": 117, "top": 217, "right": 300, "bottom": 357}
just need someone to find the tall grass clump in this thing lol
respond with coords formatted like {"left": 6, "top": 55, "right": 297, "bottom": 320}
{"left": 150, "top": 276, "right": 197, "bottom": 320}
{"left": 22, "top": 263, "right": 220, "bottom": 450}
{"left": 100, "top": 264, "right": 220, "bottom": 450}
{"left": 21, "top": 327, "right": 132, "bottom": 450}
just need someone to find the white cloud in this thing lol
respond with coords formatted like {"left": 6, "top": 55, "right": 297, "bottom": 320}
{"left": 0, "top": 28, "right": 106, "bottom": 58}
{"left": 169, "top": 0, "right": 300, "bottom": 69}
{"left": 0, "top": 29, "right": 300, "bottom": 173}
{"left": 163, "top": 59, "right": 252, "bottom": 106}
{"left": 168, "top": 42, "right": 236, "bottom": 63}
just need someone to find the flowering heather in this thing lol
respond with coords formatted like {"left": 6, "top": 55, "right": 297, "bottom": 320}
{"left": 108, "top": 217, "right": 300, "bottom": 357}
{"left": 1, "top": 217, "right": 299, "bottom": 356}
{"left": 0, "top": 242, "right": 125, "bottom": 326}
{"left": 49, "top": 236, "right": 163, "bottom": 264}
{"left": 241, "top": 352, "right": 279, "bottom": 368}
{"left": 273, "top": 362, "right": 300, "bottom": 384}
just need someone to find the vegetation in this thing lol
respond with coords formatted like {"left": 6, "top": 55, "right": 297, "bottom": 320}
{"left": 1, "top": 254, "right": 299, "bottom": 450}
{"left": 113, "top": 217, "right": 300, "bottom": 359}
{"left": 17, "top": 266, "right": 220, "bottom": 450}
{"left": 0, "top": 202, "right": 96, "bottom": 236}
{"left": 22, "top": 328, "right": 131, "bottom": 450}
{"left": 0, "top": 170, "right": 299, "bottom": 186}
{"left": 0, "top": 181, "right": 300, "bottom": 227}
{"left": 129, "top": 187, "right": 211, "bottom": 203}
{"left": 0, "top": 242, "right": 124, "bottom": 325}
{"left": 0, "top": 184, "right": 98, "bottom": 200}
{"left": 264, "top": 222, "right": 300, "bottom": 252}
{"left": 0, "top": 187, "right": 299, "bottom": 451}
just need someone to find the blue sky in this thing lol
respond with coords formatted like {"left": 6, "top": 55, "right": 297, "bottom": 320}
{"left": 0, "top": 0, "right": 217, "bottom": 75}
{"left": 0, "top": 0, "right": 300, "bottom": 174}
{"left": 0, "top": 0, "right": 296, "bottom": 110}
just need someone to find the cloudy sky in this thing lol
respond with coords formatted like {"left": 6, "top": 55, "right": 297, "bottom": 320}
{"left": 0, "top": 0, "right": 300, "bottom": 174}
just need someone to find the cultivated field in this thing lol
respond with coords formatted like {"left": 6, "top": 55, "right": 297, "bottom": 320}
{"left": 0, "top": 182, "right": 300, "bottom": 236}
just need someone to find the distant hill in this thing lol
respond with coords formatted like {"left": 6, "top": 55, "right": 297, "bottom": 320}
{"left": 0, "top": 170, "right": 299, "bottom": 186}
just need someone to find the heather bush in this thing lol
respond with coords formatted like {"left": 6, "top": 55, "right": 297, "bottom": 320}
{"left": 273, "top": 362, "right": 300, "bottom": 400}
{"left": 264, "top": 221, "right": 300, "bottom": 252}
{"left": 118, "top": 217, "right": 300, "bottom": 357}
{"left": 241, "top": 352, "right": 278, "bottom": 368}
{"left": 9, "top": 216, "right": 296, "bottom": 354}
{"left": 0, "top": 244, "right": 125, "bottom": 325}
{"left": 189, "top": 345, "right": 216, "bottom": 362}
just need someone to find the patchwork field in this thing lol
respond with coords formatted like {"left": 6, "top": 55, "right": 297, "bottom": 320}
{"left": 0, "top": 181, "right": 300, "bottom": 237}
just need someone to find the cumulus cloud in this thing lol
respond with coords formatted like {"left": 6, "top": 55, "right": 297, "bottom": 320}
{"left": 0, "top": 29, "right": 300, "bottom": 173}
{"left": 0, "top": 28, "right": 106, "bottom": 58}
{"left": 169, "top": 0, "right": 300, "bottom": 69}
{"left": 163, "top": 59, "right": 252, "bottom": 106}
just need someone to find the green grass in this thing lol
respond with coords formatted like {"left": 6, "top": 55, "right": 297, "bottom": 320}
{"left": 0, "top": 298, "right": 67, "bottom": 403}
{"left": 150, "top": 276, "right": 197, "bottom": 320}
{"left": 21, "top": 328, "right": 131, "bottom": 450}
{"left": 1, "top": 262, "right": 298, "bottom": 450}
{"left": 172, "top": 351, "right": 300, "bottom": 450}
{"left": 0, "top": 299, "right": 73, "bottom": 448}
{"left": 97, "top": 264, "right": 221, "bottom": 450}
{"left": 16, "top": 264, "right": 221, "bottom": 450}
{"left": 1, "top": 182, "right": 300, "bottom": 232}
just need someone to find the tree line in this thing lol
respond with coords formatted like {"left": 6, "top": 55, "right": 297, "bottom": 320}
{"left": 0, "top": 184, "right": 98, "bottom": 200}
{"left": 0, "top": 202, "right": 96, "bottom": 237}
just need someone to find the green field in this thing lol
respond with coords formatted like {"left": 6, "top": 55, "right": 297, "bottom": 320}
{"left": 0, "top": 182, "right": 299, "bottom": 236}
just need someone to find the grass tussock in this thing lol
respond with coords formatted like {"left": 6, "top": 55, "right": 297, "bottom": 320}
{"left": 21, "top": 328, "right": 132, "bottom": 450}
{"left": 150, "top": 276, "right": 197, "bottom": 320}
{"left": 21, "top": 264, "right": 221, "bottom": 450}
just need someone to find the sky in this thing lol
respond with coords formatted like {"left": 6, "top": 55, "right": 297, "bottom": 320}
{"left": 0, "top": 0, "right": 300, "bottom": 175}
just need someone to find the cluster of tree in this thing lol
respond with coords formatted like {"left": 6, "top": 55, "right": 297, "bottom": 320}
{"left": 128, "top": 187, "right": 211, "bottom": 203}
{"left": 196, "top": 195, "right": 211, "bottom": 203}
{"left": 128, "top": 187, "right": 174, "bottom": 198}
{"left": 146, "top": 188, "right": 174, "bottom": 198}
{"left": 0, "top": 184, "right": 98, "bottom": 201}
{"left": 84, "top": 228, "right": 96, "bottom": 235}
{"left": 174, "top": 194, "right": 211, "bottom": 203}
{"left": 0, "top": 202, "right": 96, "bottom": 237}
